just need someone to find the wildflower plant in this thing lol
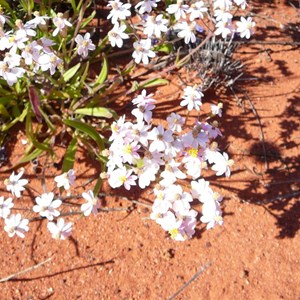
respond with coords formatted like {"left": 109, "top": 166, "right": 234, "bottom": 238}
{"left": 0, "top": 0, "right": 255, "bottom": 241}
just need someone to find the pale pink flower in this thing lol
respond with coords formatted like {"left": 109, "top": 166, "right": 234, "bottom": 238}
{"left": 211, "top": 152, "right": 234, "bottom": 177}
{"left": 75, "top": 33, "right": 96, "bottom": 57}
{"left": 188, "top": 1, "right": 208, "bottom": 21}
{"left": 33, "top": 192, "right": 62, "bottom": 221}
{"left": 81, "top": 190, "right": 100, "bottom": 216}
{"left": 108, "top": 22, "right": 129, "bottom": 48}
{"left": 166, "top": 1, "right": 189, "bottom": 20}
{"left": 108, "top": 167, "right": 137, "bottom": 190}
{"left": 47, "top": 218, "right": 72, "bottom": 240}
{"left": 5, "top": 169, "right": 28, "bottom": 198}
{"left": 176, "top": 21, "right": 197, "bottom": 44}
{"left": 132, "top": 38, "right": 155, "bottom": 65}
{"left": 4, "top": 213, "right": 29, "bottom": 238}
{"left": 0, "top": 196, "right": 13, "bottom": 219}
{"left": 54, "top": 169, "right": 76, "bottom": 190}
{"left": 143, "top": 14, "right": 168, "bottom": 38}
{"left": 148, "top": 125, "right": 174, "bottom": 152}
{"left": 180, "top": 86, "right": 204, "bottom": 111}
{"left": 107, "top": 0, "right": 131, "bottom": 24}
{"left": 52, "top": 12, "right": 72, "bottom": 36}
{"left": 135, "top": 0, "right": 160, "bottom": 14}
{"left": 236, "top": 16, "right": 255, "bottom": 39}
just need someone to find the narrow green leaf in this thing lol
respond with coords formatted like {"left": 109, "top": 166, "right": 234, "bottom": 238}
{"left": 15, "top": 147, "right": 45, "bottom": 166}
{"left": 63, "top": 63, "right": 81, "bottom": 82}
{"left": 94, "top": 56, "right": 108, "bottom": 86}
{"left": 39, "top": 107, "right": 56, "bottom": 132}
{"left": 74, "top": 107, "right": 115, "bottom": 119}
{"left": 81, "top": 10, "right": 96, "bottom": 28}
{"left": 62, "top": 137, "right": 77, "bottom": 172}
{"left": 63, "top": 119, "right": 104, "bottom": 150}
{"left": 1, "top": 104, "right": 29, "bottom": 131}
{"left": 93, "top": 174, "right": 103, "bottom": 196}
{"left": 26, "top": 113, "right": 54, "bottom": 154}
{"left": 140, "top": 78, "right": 169, "bottom": 89}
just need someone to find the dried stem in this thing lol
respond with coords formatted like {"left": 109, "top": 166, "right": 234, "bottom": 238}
{"left": 167, "top": 262, "right": 211, "bottom": 300}
{"left": 0, "top": 256, "right": 53, "bottom": 283}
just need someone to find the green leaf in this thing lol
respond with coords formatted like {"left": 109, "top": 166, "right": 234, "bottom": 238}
{"left": 1, "top": 104, "right": 29, "bottom": 131}
{"left": 39, "top": 107, "right": 56, "bottom": 133}
{"left": 81, "top": 10, "right": 96, "bottom": 28}
{"left": 0, "top": 104, "right": 9, "bottom": 117}
{"left": 26, "top": 113, "right": 54, "bottom": 154}
{"left": 94, "top": 56, "right": 108, "bottom": 86}
{"left": 62, "top": 137, "right": 77, "bottom": 172}
{"left": 153, "top": 43, "right": 173, "bottom": 54}
{"left": 74, "top": 107, "right": 115, "bottom": 119}
{"left": 140, "top": 78, "right": 169, "bottom": 89}
{"left": 14, "top": 147, "right": 45, "bottom": 166}
{"left": 63, "top": 119, "right": 104, "bottom": 150}
{"left": 63, "top": 63, "right": 81, "bottom": 82}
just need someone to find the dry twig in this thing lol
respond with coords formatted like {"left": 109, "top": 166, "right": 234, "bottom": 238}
{"left": 0, "top": 257, "right": 53, "bottom": 283}
{"left": 167, "top": 262, "right": 211, "bottom": 300}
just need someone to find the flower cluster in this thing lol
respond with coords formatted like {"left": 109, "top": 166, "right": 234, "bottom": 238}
{"left": 106, "top": 88, "right": 233, "bottom": 241}
{"left": 106, "top": 0, "right": 255, "bottom": 65}
{"left": 0, "top": 11, "right": 95, "bottom": 86}
{"left": 1, "top": 168, "right": 101, "bottom": 239}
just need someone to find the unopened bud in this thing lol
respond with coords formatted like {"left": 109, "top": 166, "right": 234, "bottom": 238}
{"left": 100, "top": 172, "right": 108, "bottom": 179}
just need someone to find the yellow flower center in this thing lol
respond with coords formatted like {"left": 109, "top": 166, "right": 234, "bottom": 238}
{"left": 169, "top": 228, "right": 179, "bottom": 239}
{"left": 187, "top": 148, "right": 198, "bottom": 157}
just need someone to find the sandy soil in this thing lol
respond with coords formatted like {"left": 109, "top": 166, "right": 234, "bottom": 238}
{"left": 0, "top": 1, "right": 299, "bottom": 299}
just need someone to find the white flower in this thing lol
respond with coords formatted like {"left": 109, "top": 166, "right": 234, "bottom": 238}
{"left": 108, "top": 22, "right": 129, "bottom": 48}
{"left": 215, "top": 21, "right": 233, "bottom": 39}
{"left": 148, "top": 125, "right": 174, "bottom": 152}
{"left": 0, "top": 196, "right": 14, "bottom": 219}
{"left": 81, "top": 190, "right": 100, "bottom": 216}
{"left": 236, "top": 17, "right": 255, "bottom": 39}
{"left": 4, "top": 213, "right": 29, "bottom": 238}
{"left": 5, "top": 169, "right": 28, "bottom": 198}
{"left": 214, "top": 7, "right": 233, "bottom": 22}
{"left": 47, "top": 218, "right": 72, "bottom": 240}
{"left": 166, "top": 1, "right": 189, "bottom": 20}
{"left": 15, "top": 19, "right": 36, "bottom": 38}
{"left": 38, "top": 52, "right": 62, "bottom": 75}
{"left": 107, "top": 0, "right": 131, "bottom": 24}
{"left": 54, "top": 169, "right": 76, "bottom": 190}
{"left": 26, "top": 11, "right": 49, "bottom": 28}
{"left": 167, "top": 113, "right": 185, "bottom": 132}
{"left": 0, "top": 60, "right": 25, "bottom": 86}
{"left": 200, "top": 199, "right": 223, "bottom": 229}
{"left": 132, "top": 101, "right": 155, "bottom": 124}
{"left": 21, "top": 41, "right": 42, "bottom": 65}
{"left": 108, "top": 167, "right": 137, "bottom": 190}
{"left": 176, "top": 21, "right": 197, "bottom": 44}
{"left": 234, "top": 0, "right": 247, "bottom": 9}
{"left": 75, "top": 32, "right": 96, "bottom": 58}
{"left": 180, "top": 86, "right": 204, "bottom": 111}
{"left": 160, "top": 159, "right": 186, "bottom": 186}
{"left": 132, "top": 38, "right": 155, "bottom": 65}
{"left": 33, "top": 192, "right": 62, "bottom": 221}
{"left": 143, "top": 14, "right": 168, "bottom": 38}
{"left": 135, "top": 0, "right": 160, "bottom": 14}
{"left": 132, "top": 89, "right": 155, "bottom": 106}
{"left": 188, "top": 1, "right": 208, "bottom": 21}
{"left": 211, "top": 103, "right": 223, "bottom": 117}
{"left": 211, "top": 152, "right": 234, "bottom": 177}
{"left": 214, "top": 0, "right": 232, "bottom": 10}
{"left": 191, "top": 178, "right": 213, "bottom": 203}
{"left": 0, "top": 12, "right": 7, "bottom": 25}
{"left": 52, "top": 12, "right": 72, "bottom": 36}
